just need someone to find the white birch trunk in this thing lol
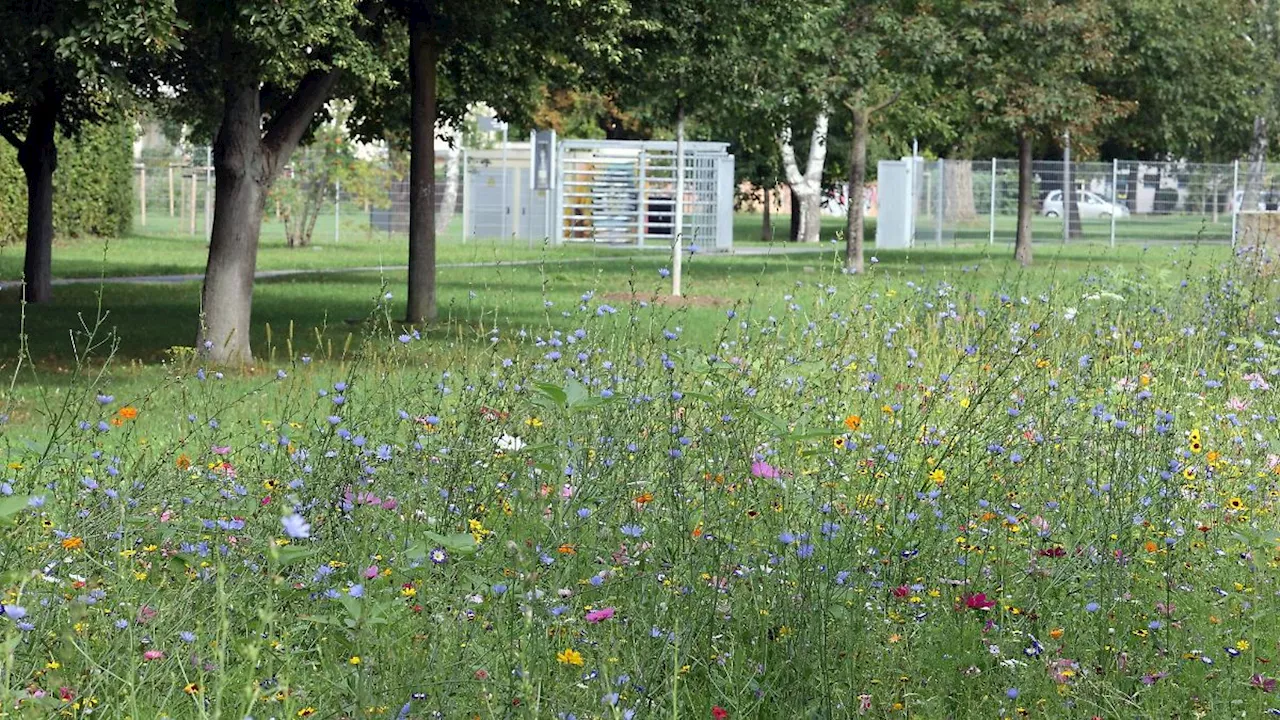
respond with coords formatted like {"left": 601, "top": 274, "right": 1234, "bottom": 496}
{"left": 779, "top": 111, "right": 829, "bottom": 243}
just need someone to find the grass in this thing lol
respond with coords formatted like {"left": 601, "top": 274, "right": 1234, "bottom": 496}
{"left": 0, "top": 233, "right": 1276, "bottom": 717}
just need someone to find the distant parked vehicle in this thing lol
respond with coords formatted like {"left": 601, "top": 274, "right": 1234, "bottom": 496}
{"left": 1041, "top": 190, "right": 1130, "bottom": 219}
{"left": 1232, "top": 190, "right": 1279, "bottom": 212}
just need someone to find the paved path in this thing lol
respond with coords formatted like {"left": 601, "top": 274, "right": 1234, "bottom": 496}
{"left": 2, "top": 245, "right": 836, "bottom": 288}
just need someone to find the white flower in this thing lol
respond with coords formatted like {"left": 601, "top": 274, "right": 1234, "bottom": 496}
{"left": 495, "top": 434, "right": 526, "bottom": 452}
{"left": 1063, "top": 307, "right": 1078, "bottom": 322}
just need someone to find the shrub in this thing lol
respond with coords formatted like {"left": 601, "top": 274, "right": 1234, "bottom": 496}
{"left": 0, "top": 118, "right": 133, "bottom": 246}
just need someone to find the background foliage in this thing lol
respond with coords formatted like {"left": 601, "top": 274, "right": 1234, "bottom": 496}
{"left": 0, "top": 119, "right": 133, "bottom": 246}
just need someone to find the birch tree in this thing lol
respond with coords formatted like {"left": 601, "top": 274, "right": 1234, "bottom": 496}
{"left": 778, "top": 114, "right": 829, "bottom": 244}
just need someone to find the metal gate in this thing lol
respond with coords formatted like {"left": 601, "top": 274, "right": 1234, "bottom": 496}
{"left": 556, "top": 140, "right": 734, "bottom": 249}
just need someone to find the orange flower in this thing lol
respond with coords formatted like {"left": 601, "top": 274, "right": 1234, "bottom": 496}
{"left": 1144, "top": 540, "right": 1158, "bottom": 553}
{"left": 843, "top": 414, "right": 863, "bottom": 432}
{"left": 61, "top": 536, "right": 84, "bottom": 551}
{"left": 117, "top": 406, "right": 138, "bottom": 420}
{"left": 176, "top": 454, "right": 191, "bottom": 470}
{"left": 633, "top": 491, "right": 654, "bottom": 505}
{"left": 557, "top": 544, "right": 577, "bottom": 555}
{"left": 692, "top": 524, "right": 703, "bottom": 539}
{"left": 1049, "top": 627, "right": 1064, "bottom": 640}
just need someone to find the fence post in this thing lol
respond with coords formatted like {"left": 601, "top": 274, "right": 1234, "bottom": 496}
{"left": 138, "top": 164, "right": 147, "bottom": 227}
{"left": 1062, "top": 131, "right": 1070, "bottom": 245}
{"left": 205, "top": 148, "right": 213, "bottom": 240}
{"left": 935, "top": 159, "right": 944, "bottom": 247}
{"left": 1232, "top": 159, "right": 1240, "bottom": 247}
{"left": 500, "top": 124, "right": 509, "bottom": 241}
{"left": 168, "top": 165, "right": 175, "bottom": 217}
{"left": 1110, "top": 159, "right": 1118, "bottom": 247}
{"left": 335, "top": 179, "right": 341, "bottom": 243}
{"left": 988, "top": 158, "right": 996, "bottom": 244}
{"left": 638, "top": 148, "right": 648, "bottom": 249}
{"left": 460, "top": 148, "right": 470, "bottom": 243}
{"left": 189, "top": 172, "right": 197, "bottom": 236}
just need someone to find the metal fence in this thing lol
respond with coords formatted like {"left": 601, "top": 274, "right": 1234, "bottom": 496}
{"left": 130, "top": 153, "right": 467, "bottom": 245}
{"left": 908, "top": 158, "right": 1248, "bottom": 246}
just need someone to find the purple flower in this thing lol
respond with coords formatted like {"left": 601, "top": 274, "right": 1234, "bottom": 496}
{"left": 620, "top": 524, "right": 644, "bottom": 538}
{"left": 429, "top": 548, "right": 448, "bottom": 565}
{"left": 281, "top": 514, "right": 311, "bottom": 540}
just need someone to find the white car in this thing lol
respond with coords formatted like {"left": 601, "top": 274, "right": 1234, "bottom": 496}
{"left": 1041, "top": 190, "right": 1130, "bottom": 218}
{"left": 1232, "top": 190, "right": 1274, "bottom": 212}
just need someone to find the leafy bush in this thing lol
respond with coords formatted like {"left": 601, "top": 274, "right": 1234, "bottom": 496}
{"left": 0, "top": 119, "right": 133, "bottom": 245}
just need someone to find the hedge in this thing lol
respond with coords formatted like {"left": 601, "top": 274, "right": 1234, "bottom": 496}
{"left": 0, "top": 119, "right": 134, "bottom": 246}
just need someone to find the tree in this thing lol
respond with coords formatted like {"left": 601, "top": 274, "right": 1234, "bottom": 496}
{"left": 751, "top": 1, "right": 952, "bottom": 259}
{"left": 1099, "top": 0, "right": 1259, "bottom": 162}
{"left": 831, "top": 4, "right": 951, "bottom": 272}
{"left": 1238, "top": 1, "right": 1280, "bottom": 209}
{"left": 363, "top": 0, "right": 627, "bottom": 324}
{"left": 957, "top": 0, "right": 1128, "bottom": 265}
{"left": 0, "top": 1, "right": 176, "bottom": 303}
{"left": 272, "top": 112, "right": 388, "bottom": 248}
{"left": 155, "top": 0, "right": 385, "bottom": 364}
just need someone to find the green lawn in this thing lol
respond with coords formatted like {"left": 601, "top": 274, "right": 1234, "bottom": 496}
{"left": 0, "top": 236, "right": 1230, "bottom": 400}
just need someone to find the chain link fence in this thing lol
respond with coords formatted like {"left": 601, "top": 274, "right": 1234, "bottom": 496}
{"left": 905, "top": 158, "right": 1245, "bottom": 247}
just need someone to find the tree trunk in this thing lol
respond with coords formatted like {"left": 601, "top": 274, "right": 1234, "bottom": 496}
{"left": 198, "top": 83, "right": 271, "bottom": 365}
{"left": 1014, "top": 131, "right": 1033, "bottom": 266}
{"left": 779, "top": 112, "right": 829, "bottom": 244}
{"left": 789, "top": 190, "right": 800, "bottom": 242}
{"left": 761, "top": 187, "right": 773, "bottom": 242}
{"left": 406, "top": 12, "right": 438, "bottom": 325}
{"left": 943, "top": 159, "right": 977, "bottom": 222}
{"left": 797, "top": 191, "right": 821, "bottom": 243}
{"left": 16, "top": 95, "right": 58, "bottom": 304}
{"left": 1244, "top": 114, "right": 1268, "bottom": 211}
{"left": 845, "top": 107, "right": 868, "bottom": 273}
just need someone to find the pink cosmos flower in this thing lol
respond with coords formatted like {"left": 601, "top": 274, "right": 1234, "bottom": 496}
{"left": 585, "top": 607, "right": 616, "bottom": 623}
{"left": 143, "top": 650, "right": 165, "bottom": 661}
{"left": 212, "top": 445, "right": 231, "bottom": 455}
{"left": 363, "top": 565, "right": 379, "bottom": 579}
{"left": 750, "top": 461, "right": 779, "bottom": 479}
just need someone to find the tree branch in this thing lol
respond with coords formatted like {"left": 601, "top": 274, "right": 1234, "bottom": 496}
{"left": 0, "top": 123, "right": 22, "bottom": 150}
{"left": 777, "top": 126, "right": 807, "bottom": 189}
{"left": 803, "top": 111, "right": 829, "bottom": 185}
{"left": 869, "top": 89, "right": 904, "bottom": 116}
{"left": 261, "top": 68, "right": 341, "bottom": 172}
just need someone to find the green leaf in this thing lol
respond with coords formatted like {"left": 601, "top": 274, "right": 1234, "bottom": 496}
{"left": 0, "top": 495, "right": 31, "bottom": 519}
{"left": 270, "top": 544, "right": 322, "bottom": 566}
{"left": 564, "top": 378, "right": 589, "bottom": 408}
{"left": 425, "top": 530, "right": 479, "bottom": 555}
{"left": 533, "top": 382, "right": 568, "bottom": 406}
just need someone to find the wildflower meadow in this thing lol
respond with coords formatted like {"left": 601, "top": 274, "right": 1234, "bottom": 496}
{"left": 3, "top": 244, "right": 1280, "bottom": 719}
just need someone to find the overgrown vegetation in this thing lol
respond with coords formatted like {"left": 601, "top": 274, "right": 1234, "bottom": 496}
{"left": 2, "top": 243, "right": 1278, "bottom": 717}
